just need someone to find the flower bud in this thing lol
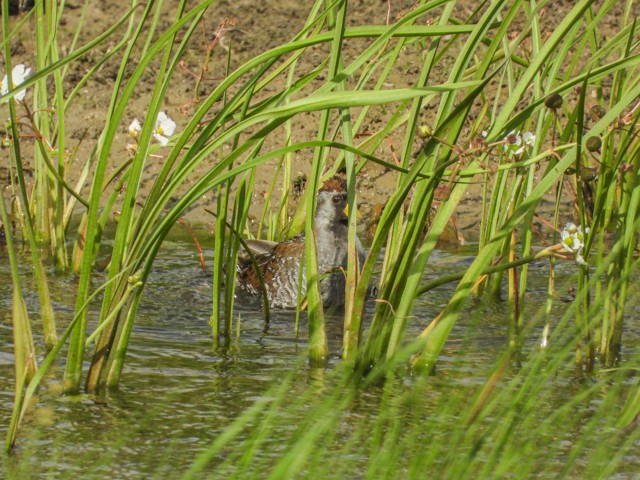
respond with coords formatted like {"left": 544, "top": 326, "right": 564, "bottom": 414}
{"left": 128, "top": 270, "right": 144, "bottom": 287}
{"left": 417, "top": 125, "right": 432, "bottom": 139}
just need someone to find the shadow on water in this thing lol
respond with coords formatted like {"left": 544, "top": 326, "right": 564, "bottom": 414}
{"left": 1, "top": 239, "right": 640, "bottom": 478}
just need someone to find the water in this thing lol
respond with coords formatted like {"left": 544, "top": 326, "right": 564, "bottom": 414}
{"left": 1, "top": 238, "right": 639, "bottom": 478}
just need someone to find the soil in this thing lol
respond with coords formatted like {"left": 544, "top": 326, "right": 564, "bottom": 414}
{"left": 1, "top": 1, "right": 636, "bottom": 244}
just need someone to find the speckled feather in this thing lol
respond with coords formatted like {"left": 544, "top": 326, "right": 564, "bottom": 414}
{"left": 236, "top": 176, "right": 364, "bottom": 309}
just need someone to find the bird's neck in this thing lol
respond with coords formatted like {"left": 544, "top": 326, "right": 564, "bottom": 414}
{"left": 314, "top": 215, "right": 348, "bottom": 269}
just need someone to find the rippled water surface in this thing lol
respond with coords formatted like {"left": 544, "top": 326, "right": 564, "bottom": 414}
{"left": 1, "top": 238, "right": 639, "bottom": 478}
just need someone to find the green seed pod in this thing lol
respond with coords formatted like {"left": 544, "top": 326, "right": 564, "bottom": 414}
{"left": 589, "top": 105, "right": 606, "bottom": 120}
{"left": 586, "top": 136, "right": 602, "bottom": 152}
{"left": 581, "top": 167, "right": 598, "bottom": 182}
{"left": 544, "top": 93, "right": 563, "bottom": 109}
{"left": 417, "top": 125, "right": 432, "bottom": 139}
{"left": 128, "top": 269, "right": 145, "bottom": 287}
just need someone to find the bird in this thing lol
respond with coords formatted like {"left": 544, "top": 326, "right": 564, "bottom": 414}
{"left": 235, "top": 176, "right": 365, "bottom": 309}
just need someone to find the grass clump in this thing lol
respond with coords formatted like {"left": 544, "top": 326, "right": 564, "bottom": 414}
{"left": 1, "top": 1, "right": 640, "bottom": 477}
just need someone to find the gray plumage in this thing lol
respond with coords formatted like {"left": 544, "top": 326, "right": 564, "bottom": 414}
{"left": 236, "top": 176, "right": 365, "bottom": 309}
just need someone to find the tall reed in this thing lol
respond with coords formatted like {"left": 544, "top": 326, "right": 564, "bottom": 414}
{"left": 2, "top": 0, "right": 473, "bottom": 424}
{"left": 4, "top": 0, "right": 640, "bottom": 458}
{"left": 181, "top": 275, "right": 640, "bottom": 479}
{"left": 2, "top": 0, "right": 58, "bottom": 351}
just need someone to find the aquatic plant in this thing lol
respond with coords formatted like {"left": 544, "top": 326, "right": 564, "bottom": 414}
{"left": 2, "top": 1, "right": 640, "bottom": 471}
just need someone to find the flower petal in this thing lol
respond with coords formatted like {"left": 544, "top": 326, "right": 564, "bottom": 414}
{"left": 522, "top": 131, "right": 536, "bottom": 146}
{"left": 128, "top": 118, "right": 142, "bottom": 138}
{"left": 157, "top": 111, "right": 176, "bottom": 137}
{"left": 13, "top": 64, "right": 31, "bottom": 82}
{"left": 14, "top": 88, "right": 26, "bottom": 101}
{"left": 1, "top": 64, "right": 31, "bottom": 101}
{"left": 1, "top": 75, "right": 9, "bottom": 96}
{"left": 153, "top": 133, "right": 169, "bottom": 146}
{"left": 575, "top": 253, "right": 588, "bottom": 266}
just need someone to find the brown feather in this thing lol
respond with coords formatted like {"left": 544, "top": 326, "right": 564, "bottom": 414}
{"left": 319, "top": 176, "right": 347, "bottom": 193}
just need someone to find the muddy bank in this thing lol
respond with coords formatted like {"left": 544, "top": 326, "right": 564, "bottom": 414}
{"left": 3, "top": 1, "right": 625, "bottom": 243}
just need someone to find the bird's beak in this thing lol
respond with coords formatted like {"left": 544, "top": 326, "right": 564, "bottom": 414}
{"left": 343, "top": 205, "right": 363, "bottom": 221}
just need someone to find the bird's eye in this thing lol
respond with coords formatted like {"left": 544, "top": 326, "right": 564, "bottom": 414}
{"left": 332, "top": 196, "right": 342, "bottom": 203}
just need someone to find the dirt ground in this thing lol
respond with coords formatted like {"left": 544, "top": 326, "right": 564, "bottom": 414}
{"left": 2, "top": 1, "right": 636, "bottom": 243}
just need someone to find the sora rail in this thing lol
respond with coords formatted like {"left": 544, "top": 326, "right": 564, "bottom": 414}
{"left": 236, "top": 176, "right": 365, "bottom": 309}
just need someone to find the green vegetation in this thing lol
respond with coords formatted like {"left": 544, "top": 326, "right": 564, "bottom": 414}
{"left": 2, "top": 0, "right": 640, "bottom": 477}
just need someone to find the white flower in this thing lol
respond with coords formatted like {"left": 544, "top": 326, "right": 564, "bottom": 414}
{"left": 560, "top": 222, "right": 590, "bottom": 266}
{"left": 128, "top": 118, "right": 142, "bottom": 138}
{"left": 127, "top": 112, "right": 177, "bottom": 146}
{"left": 521, "top": 131, "right": 535, "bottom": 148}
{"left": 560, "top": 228, "right": 582, "bottom": 253}
{"left": 1, "top": 64, "right": 32, "bottom": 101}
{"left": 153, "top": 111, "right": 176, "bottom": 146}
{"left": 503, "top": 130, "right": 535, "bottom": 156}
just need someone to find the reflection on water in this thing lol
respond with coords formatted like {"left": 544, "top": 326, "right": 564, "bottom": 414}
{"left": 1, "top": 239, "right": 639, "bottom": 478}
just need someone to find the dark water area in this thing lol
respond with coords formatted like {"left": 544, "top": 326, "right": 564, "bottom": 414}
{"left": 1, "top": 237, "right": 640, "bottom": 478}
